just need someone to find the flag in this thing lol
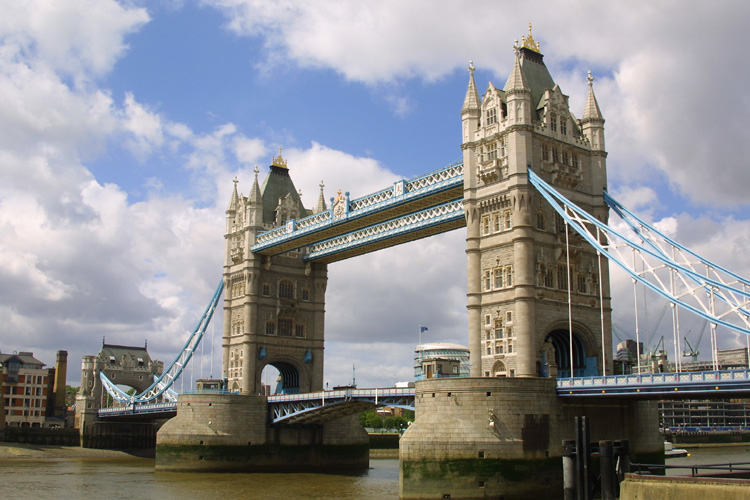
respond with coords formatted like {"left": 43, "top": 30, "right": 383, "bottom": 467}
{"left": 420, "top": 326, "right": 429, "bottom": 333}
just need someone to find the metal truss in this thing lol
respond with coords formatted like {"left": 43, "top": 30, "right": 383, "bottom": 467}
{"left": 528, "top": 168, "right": 750, "bottom": 338}
{"left": 268, "top": 388, "right": 415, "bottom": 425}
{"left": 304, "top": 200, "right": 464, "bottom": 262}
{"left": 252, "top": 161, "right": 463, "bottom": 254}
{"left": 99, "top": 279, "right": 224, "bottom": 404}
{"left": 557, "top": 369, "right": 750, "bottom": 398}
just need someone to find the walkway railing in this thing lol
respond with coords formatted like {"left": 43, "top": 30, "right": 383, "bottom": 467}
{"left": 557, "top": 369, "right": 750, "bottom": 397}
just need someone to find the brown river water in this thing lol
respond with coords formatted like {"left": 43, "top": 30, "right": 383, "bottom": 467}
{"left": 1, "top": 446, "right": 749, "bottom": 500}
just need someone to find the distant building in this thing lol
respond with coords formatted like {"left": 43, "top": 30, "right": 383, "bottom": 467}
{"left": 0, "top": 351, "right": 52, "bottom": 427}
{"left": 414, "top": 343, "right": 470, "bottom": 380}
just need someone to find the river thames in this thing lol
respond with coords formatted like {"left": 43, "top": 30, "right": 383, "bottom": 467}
{"left": 1, "top": 446, "right": 749, "bottom": 499}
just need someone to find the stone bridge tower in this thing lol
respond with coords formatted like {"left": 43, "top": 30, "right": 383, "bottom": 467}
{"left": 223, "top": 150, "right": 327, "bottom": 395}
{"left": 461, "top": 27, "right": 611, "bottom": 379}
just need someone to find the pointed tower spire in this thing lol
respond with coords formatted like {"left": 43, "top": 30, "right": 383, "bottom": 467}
{"left": 504, "top": 41, "right": 529, "bottom": 93}
{"left": 227, "top": 176, "right": 240, "bottom": 212}
{"left": 462, "top": 60, "right": 481, "bottom": 113}
{"left": 314, "top": 179, "right": 327, "bottom": 213}
{"left": 249, "top": 165, "right": 262, "bottom": 205}
{"left": 582, "top": 71, "right": 605, "bottom": 152}
{"left": 583, "top": 71, "right": 604, "bottom": 121}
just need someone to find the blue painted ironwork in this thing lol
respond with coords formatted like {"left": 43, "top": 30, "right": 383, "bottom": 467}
{"left": 98, "top": 401, "right": 177, "bottom": 417}
{"left": 268, "top": 387, "right": 415, "bottom": 424}
{"left": 304, "top": 200, "right": 465, "bottom": 261}
{"left": 528, "top": 168, "right": 750, "bottom": 337}
{"left": 251, "top": 161, "right": 463, "bottom": 255}
{"left": 557, "top": 369, "right": 750, "bottom": 397}
{"left": 99, "top": 279, "right": 224, "bottom": 404}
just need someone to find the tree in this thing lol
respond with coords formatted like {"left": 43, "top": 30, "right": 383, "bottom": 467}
{"left": 360, "top": 410, "right": 383, "bottom": 429}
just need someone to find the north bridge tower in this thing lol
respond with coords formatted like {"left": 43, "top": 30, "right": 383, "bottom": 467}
{"left": 461, "top": 27, "right": 611, "bottom": 380}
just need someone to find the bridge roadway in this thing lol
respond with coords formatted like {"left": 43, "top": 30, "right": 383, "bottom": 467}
{"left": 97, "top": 369, "right": 750, "bottom": 420}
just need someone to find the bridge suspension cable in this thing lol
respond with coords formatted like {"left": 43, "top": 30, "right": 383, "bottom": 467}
{"left": 99, "top": 279, "right": 225, "bottom": 404}
{"left": 528, "top": 169, "right": 750, "bottom": 346}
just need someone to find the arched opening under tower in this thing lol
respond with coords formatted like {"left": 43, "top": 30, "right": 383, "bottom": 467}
{"left": 491, "top": 359, "right": 507, "bottom": 377}
{"left": 260, "top": 361, "right": 301, "bottom": 395}
{"left": 542, "top": 329, "right": 598, "bottom": 378}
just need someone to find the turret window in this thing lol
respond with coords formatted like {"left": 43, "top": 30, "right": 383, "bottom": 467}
{"left": 486, "top": 142, "right": 497, "bottom": 162}
{"left": 562, "top": 150, "right": 569, "bottom": 165}
{"left": 278, "top": 280, "right": 294, "bottom": 299}
{"left": 561, "top": 119, "right": 567, "bottom": 136}
{"left": 550, "top": 113, "right": 557, "bottom": 132}
{"left": 572, "top": 154, "right": 580, "bottom": 169}
{"left": 486, "top": 107, "right": 497, "bottom": 125}
{"left": 542, "top": 143, "right": 549, "bottom": 162}
{"left": 278, "top": 318, "right": 293, "bottom": 336}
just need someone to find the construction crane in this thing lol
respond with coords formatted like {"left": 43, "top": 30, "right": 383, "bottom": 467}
{"left": 682, "top": 320, "right": 707, "bottom": 362}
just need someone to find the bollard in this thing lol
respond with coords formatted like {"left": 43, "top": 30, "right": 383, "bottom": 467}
{"left": 562, "top": 439, "right": 577, "bottom": 500}
{"left": 599, "top": 440, "right": 615, "bottom": 500}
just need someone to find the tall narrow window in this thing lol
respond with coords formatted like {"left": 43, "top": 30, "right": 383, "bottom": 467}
{"left": 550, "top": 114, "right": 557, "bottom": 132}
{"left": 536, "top": 211, "right": 545, "bottom": 230}
{"left": 487, "top": 141, "right": 497, "bottom": 162}
{"left": 577, "top": 275, "right": 587, "bottom": 294}
{"left": 506, "top": 267, "right": 513, "bottom": 287}
{"left": 278, "top": 280, "right": 294, "bottom": 299}
{"left": 557, "top": 265, "right": 569, "bottom": 290}
{"left": 500, "top": 139, "right": 506, "bottom": 157}
{"left": 494, "top": 269, "right": 503, "bottom": 288}
{"left": 561, "top": 119, "right": 567, "bottom": 135}
{"left": 495, "top": 320, "right": 504, "bottom": 339}
{"left": 504, "top": 212, "right": 512, "bottom": 229}
{"left": 485, "top": 271, "right": 492, "bottom": 291}
{"left": 486, "top": 107, "right": 497, "bottom": 125}
{"left": 542, "top": 143, "right": 549, "bottom": 161}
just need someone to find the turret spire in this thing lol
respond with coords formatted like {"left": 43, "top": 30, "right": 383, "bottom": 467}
{"left": 227, "top": 176, "right": 240, "bottom": 212}
{"left": 583, "top": 71, "right": 604, "bottom": 122}
{"left": 314, "top": 179, "right": 327, "bottom": 213}
{"left": 249, "top": 166, "right": 262, "bottom": 205}
{"left": 504, "top": 41, "right": 530, "bottom": 93}
{"left": 462, "top": 60, "right": 481, "bottom": 112}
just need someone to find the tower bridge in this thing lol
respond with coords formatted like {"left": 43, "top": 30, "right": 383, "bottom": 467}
{"left": 77, "top": 25, "right": 750, "bottom": 499}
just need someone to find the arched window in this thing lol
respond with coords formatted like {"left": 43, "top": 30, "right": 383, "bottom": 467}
{"left": 278, "top": 280, "right": 294, "bottom": 299}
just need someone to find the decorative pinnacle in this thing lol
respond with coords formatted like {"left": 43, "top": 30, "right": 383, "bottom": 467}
{"left": 587, "top": 70, "right": 595, "bottom": 86}
{"left": 521, "top": 23, "right": 541, "bottom": 53}
{"left": 468, "top": 60, "right": 475, "bottom": 75}
{"left": 253, "top": 165, "right": 259, "bottom": 177}
{"left": 271, "top": 147, "right": 288, "bottom": 169}
{"left": 233, "top": 176, "right": 239, "bottom": 187}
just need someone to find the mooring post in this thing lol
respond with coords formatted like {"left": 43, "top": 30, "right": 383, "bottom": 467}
{"left": 574, "top": 416, "right": 591, "bottom": 500}
{"left": 599, "top": 440, "right": 615, "bottom": 500}
{"left": 562, "top": 439, "right": 577, "bottom": 500}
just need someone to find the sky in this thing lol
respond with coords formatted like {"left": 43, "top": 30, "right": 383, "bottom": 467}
{"left": 2, "top": 0, "right": 750, "bottom": 389}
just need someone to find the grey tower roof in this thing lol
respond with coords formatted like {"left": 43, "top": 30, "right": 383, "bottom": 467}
{"left": 259, "top": 149, "right": 309, "bottom": 224}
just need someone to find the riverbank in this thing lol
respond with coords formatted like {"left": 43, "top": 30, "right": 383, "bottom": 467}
{"left": 0, "top": 442, "right": 154, "bottom": 460}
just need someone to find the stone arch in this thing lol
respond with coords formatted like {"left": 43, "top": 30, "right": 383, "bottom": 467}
{"left": 491, "top": 359, "right": 507, "bottom": 377}
{"left": 259, "top": 357, "right": 307, "bottom": 395}
{"left": 541, "top": 322, "right": 598, "bottom": 378}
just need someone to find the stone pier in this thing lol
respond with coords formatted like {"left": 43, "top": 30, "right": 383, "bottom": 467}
{"left": 399, "top": 378, "right": 663, "bottom": 500}
{"left": 155, "top": 393, "right": 369, "bottom": 472}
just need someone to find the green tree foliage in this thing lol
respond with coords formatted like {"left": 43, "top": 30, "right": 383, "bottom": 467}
{"left": 360, "top": 410, "right": 384, "bottom": 429}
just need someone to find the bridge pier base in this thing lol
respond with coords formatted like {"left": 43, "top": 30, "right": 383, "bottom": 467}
{"left": 155, "top": 393, "right": 369, "bottom": 472}
{"left": 399, "top": 378, "right": 663, "bottom": 500}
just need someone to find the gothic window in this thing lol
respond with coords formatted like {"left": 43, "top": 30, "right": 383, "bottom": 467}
{"left": 486, "top": 107, "right": 497, "bottom": 125}
{"left": 487, "top": 346, "right": 492, "bottom": 355}
{"left": 577, "top": 274, "right": 587, "bottom": 294}
{"left": 544, "top": 267, "right": 554, "bottom": 288}
{"left": 536, "top": 211, "right": 546, "bottom": 230}
{"left": 557, "top": 265, "right": 569, "bottom": 290}
{"left": 550, "top": 113, "right": 557, "bottom": 132}
{"left": 494, "top": 214, "right": 501, "bottom": 232}
{"left": 561, "top": 119, "right": 567, "bottom": 135}
{"left": 487, "top": 141, "right": 497, "bottom": 162}
{"left": 265, "top": 321, "right": 275, "bottom": 335}
{"left": 500, "top": 139, "right": 506, "bottom": 157}
{"left": 572, "top": 154, "right": 580, "bottom": 169}
{"left": 542, "top": 143, "right": 549, "bottom": 162}
{"left": 483, "top": 216, "right": 490, "bottom": 235}
{"left": 484, "top": 271, "right": 492, "bottom": 291}
{"left": 302, "top": 289, "right": 310, "bottom": 301}
{"left": 551, "top": 147, "right": 559, "bottom": 163}
{"left": 295, "top": 324, "right": 305, "bottom": 338}
{"left": 504, "top": 212, "right": 512, "bottom": 229}
{"left": 262, "top": 283, "right": 270, "bottom": 296}
{"left": 497, "top": 344, "right": 504, "bottom": 354}
{"left": 556, "top": 213, "right": 566, "bottom": 234}
{"left": 278, "top": 318, "right": 293, "bottom": 336}
{"left": 495, "top": 320, "right": 504, "bottom": 339}
{"left": 562, "top": 151, "right": 569, "bottom": 165}
{"left": 485, "top": 314, "right": 492, "bottom": 326}
{"left": 505, "top": 266, "right": 513, "bottom": 287}
{"left": 494, "top": 268, "right": 503, "bottom": 288}
{"left": 507, "top": 311, "right": 512, "bottom": 322}
{"left": 507, "top": 342, "right": 513, "bottom": 354}
{"left": 278, "top": 280, "right": 294, "bottom": 299}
